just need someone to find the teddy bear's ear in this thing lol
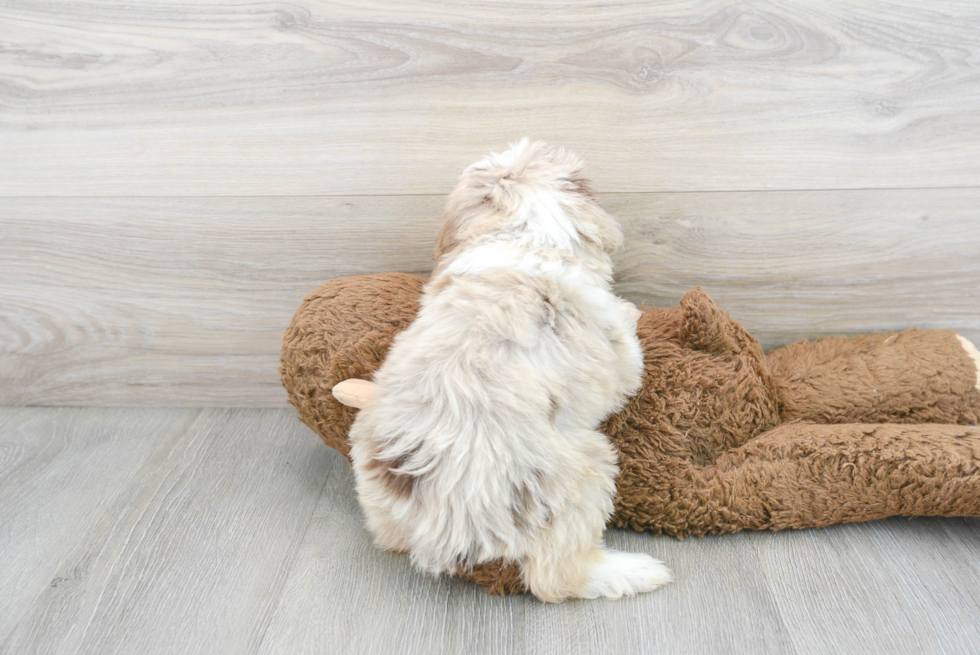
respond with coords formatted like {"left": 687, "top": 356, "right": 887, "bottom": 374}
{"left": 679, "top": 287, "right": 747, "bottom": 358}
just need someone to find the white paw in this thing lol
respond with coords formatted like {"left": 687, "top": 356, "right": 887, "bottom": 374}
{"left": 580, "top": 550, "right": 673, "bottom": 600}
{"left": 621, "top": 300, "right": 643, "bottom": 323}
{"left": 956, "top": 335, "right": 980, "bottom": 391}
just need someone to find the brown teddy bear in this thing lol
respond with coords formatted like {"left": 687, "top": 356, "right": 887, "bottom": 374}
{"left": 280, "top": 272, "right": 980, "bottom": 594}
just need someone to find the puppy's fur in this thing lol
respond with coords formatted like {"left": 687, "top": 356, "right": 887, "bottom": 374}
{"left": 349, "top": 140, "right": 672, "bottom": 602}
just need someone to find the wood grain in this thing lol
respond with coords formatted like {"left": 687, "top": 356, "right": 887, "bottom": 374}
{"left": 3, "top": 408, "right": 979, "bottom": 654}
{"left": 604, "top": 190, "right": 980, "bottom": 348}
{"left": 0, "top": 407, "right": 183, "bottom": 643}
{"left": 1, "top": 190, "right": 977, "bottom": 406}
{"left": 0, "top": 408, "right": 332, "bottom": 655}
{"left": 0, "top": 196, "right": 441, "bottom": 405}
{"left": 757, "top": 518, "right": 980, "bottom": 654}
{"left": 256, "top": 449, "right": 795, "bottom": 655}
{"left": 2, "top": 1, "right": 980, "bottom": 195}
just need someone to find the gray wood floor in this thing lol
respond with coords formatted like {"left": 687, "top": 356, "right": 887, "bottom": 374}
{"left": 2, "top": 407, "right": 978, "bottom": 655}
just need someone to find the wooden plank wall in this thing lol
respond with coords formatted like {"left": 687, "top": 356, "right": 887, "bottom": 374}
{"left": 1, "top": 1, "right": 978, "bottom": 406}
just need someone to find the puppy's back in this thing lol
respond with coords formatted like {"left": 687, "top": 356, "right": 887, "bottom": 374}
{"left": 349, "top": 269, "right": 623, "bottom": 573}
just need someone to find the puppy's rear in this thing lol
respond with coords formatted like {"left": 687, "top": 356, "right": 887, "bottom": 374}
{"left": 349, "top": 140, "right": 672, "bottom": 601}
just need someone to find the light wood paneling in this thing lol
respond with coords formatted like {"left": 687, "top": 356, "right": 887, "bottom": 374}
{"left": 3, "top": 1, "right": 980, "bottom": 195}
{"left": 0, "top": 408, "right": 332, "bottom": 655}
{"left": 2, "top": 189, "right": 977, "bottom": 406}
{"left": 604, "top": 190, "right": 980, "bottom": 347}
{"left": 0, "top": 196, "right": 441, "bottom": 405}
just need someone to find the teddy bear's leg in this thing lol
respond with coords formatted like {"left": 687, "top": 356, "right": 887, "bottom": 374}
{"left": 766, "top": 329, "right": 980, "bottom": 425}
{"left": 611, "top": 423, "right": 980, "bottom": 537}
{"left": 454, "top": 560, "right": 527, "bottom": 596}
{"left": 705, "top": 422, "right": 980, "bottom": 532}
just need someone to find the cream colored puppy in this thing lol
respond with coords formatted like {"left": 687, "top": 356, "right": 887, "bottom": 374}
{"left": 348, "top": 140, "right": 672, "bottom": 602}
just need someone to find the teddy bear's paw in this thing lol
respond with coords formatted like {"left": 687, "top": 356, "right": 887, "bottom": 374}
{"left": 332, "top": 378, "right": 377, "bottom": 408}
{"left": 580, "top": 550, "right": 673, "bottom": 600}
{"left": 955, "top": 335, "right": 980, "bottom": 391}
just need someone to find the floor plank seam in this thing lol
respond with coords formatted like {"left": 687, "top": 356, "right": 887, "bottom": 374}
{"left": 248, "top": 446, "right": 338, "bottom": 655}
{"left": 72, "top": 408, "right": 214, "bottom": 650}
{"left": 751, "top": 538, "right": 803, "bottom": 655}
{"left": 0, "top": 408, "right": 201, "bottom": 650}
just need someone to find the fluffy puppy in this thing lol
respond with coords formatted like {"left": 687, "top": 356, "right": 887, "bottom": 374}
{"left": 348, "top": 139, "right": 673, "bottom": 602}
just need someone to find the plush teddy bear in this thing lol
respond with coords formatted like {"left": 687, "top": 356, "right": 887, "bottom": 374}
{"left": 280, "top": 272, "right": 980, "bottom": 594}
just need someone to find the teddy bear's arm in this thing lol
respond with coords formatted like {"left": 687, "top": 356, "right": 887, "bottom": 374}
{"left": 766, "top": 330, "right": 980, "bottom": 426}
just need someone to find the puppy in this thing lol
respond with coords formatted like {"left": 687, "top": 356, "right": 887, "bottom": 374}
{"left": 348, "top": 140, "right": 672, "bottom": 602}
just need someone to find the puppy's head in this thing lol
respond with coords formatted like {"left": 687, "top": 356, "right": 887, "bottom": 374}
{"left": 434, "top": 139, "right": 623, "bottom": 261}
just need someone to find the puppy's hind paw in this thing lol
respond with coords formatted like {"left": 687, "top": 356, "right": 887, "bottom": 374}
{"left": 581, "top": 550, "right": 673, "bottom": 600}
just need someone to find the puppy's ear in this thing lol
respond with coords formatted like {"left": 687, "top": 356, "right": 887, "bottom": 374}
{"left": 588, "top": 203, "right": 625, "bottom": 254}
{"left": 569, "top": 196, "right": 624, "bottom": 254}
{"left": 563, "top": 173, "right": 623, "bottom": 254}
{"left": 433, "top": 211, "right": 462, "bottom": 261}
